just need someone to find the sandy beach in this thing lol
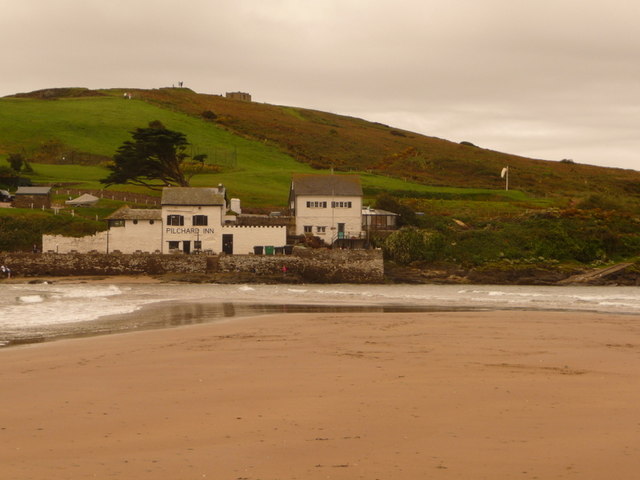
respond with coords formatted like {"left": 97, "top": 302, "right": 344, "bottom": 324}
{"left": 2, "top": 309, "right": 640, "bottom": 479}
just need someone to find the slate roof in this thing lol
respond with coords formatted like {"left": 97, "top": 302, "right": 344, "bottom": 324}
{"left": 290, "top": 174, "right": 362, "bottom": 197}
{"left": 15, "top": 186, "right": 52, "bottom": 195}
{"left": 161, "top": 187, "right": 225, "bottom": 206}
{"left": 105, "top": 207, "right": 162, "bottom": 221}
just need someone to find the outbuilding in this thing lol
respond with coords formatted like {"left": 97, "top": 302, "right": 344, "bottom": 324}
{"left": 13, "top": 186, "right": 52, "bottom": 209}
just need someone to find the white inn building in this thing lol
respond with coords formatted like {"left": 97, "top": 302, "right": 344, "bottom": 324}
{"left": 43, "top": 186, "right": 286, "bottom": 254}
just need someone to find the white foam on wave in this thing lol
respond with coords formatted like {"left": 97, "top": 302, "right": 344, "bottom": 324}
{"left": 238, "top": 285, "right": 255, "bottom": 291}
{"left": 56, "top": 284, "right": 123, "bottom": 299}
{"left": 18, "top": 295, "right": 45, "bottom": 304}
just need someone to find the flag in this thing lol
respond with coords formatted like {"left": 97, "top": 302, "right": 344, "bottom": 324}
{"left": 501, "top": 167, "right": 508, "bottom": 178}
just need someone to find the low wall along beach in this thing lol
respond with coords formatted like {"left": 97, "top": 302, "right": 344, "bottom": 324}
{"left": 0, "top": 249, "right": 384, "bottom": 283}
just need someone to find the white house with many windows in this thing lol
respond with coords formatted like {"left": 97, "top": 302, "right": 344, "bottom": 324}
{"left": 289, "top": 174, "right": 363, "bottom": 243}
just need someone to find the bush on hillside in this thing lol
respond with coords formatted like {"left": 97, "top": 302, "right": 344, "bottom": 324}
{"left": 201, "top": 110, "right": 218, "bottom": 120}
{"left": 385, "top": 210, "right": 640, "bottom": 267}
{"left": 575, "top": 194, "right": 623, "bottom": 211}
{"left": 383, "top": 227, "right": 445, "bottom": 264}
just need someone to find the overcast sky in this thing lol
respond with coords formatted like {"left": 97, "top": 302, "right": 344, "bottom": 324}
{"left": 2, "top": 0, "right": 639, "bottom": 170}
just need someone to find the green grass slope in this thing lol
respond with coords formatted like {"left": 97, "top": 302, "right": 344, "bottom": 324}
{"left": 131, "top": 87, "right": 640, "bottom": 204}
{"left": 1, "top": 86, "right": 639, "bottom": 213}
{"left": 0, "top": 87, "right": 551, "bottom": 209}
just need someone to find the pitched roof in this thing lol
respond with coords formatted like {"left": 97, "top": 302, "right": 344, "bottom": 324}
{"left": 65, "top": 193, "right": 99, "bottom": 206}
{"left": 15, "top": 186, "right": 52, "bottom": 195}
{"left": 161, "top": 187, "right": 225, "bottom": 206}
{"left": 105, "top": 206, "right": 162, "bottom": 221}
{"left": 290, "top": 174, "right": 362, "bottom": 197}
{"left": 362, "top": 207, "right": 399, "bottom": 216}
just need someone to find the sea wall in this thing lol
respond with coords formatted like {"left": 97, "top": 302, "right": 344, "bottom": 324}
{"left": 0, "top": 252, "right": 207, "bottom": 276}
{"left": 217, "top": 249, "right": 384, "bottom": 283}
{"left": 0, "top": 249, "right": 384, "bottom": 283}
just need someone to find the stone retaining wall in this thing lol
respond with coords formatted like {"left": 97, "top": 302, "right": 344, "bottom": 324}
{"left": 217, "top": 249, "right": 384, "bottom": 283}
{"left": 0, "top": 252, "right": 207, "bottom": 276}
{"left": 0, "top": 249, "right": 384, "bottom": 283}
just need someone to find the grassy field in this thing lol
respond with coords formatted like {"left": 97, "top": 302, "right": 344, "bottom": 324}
{"left": 0, "top": 93, "right": 553, "bottom": 209}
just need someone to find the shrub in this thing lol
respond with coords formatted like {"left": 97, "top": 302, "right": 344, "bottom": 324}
{"left": 201, "top": 110, "right": 218, "bottom": 120}
{"left": 383, "top": 227, "right": 444, "bottom": 264}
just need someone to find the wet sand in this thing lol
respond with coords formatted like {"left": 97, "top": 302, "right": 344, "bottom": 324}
{"left": 2, "top": 309, "right": 640, "bottom": 479}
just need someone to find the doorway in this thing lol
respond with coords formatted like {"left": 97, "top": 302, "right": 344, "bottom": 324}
{"left": 222, "top": 234, "right": 234, "bottom": 254}
{"left": 183, "top": 241, "right": 191, "bottom": 254}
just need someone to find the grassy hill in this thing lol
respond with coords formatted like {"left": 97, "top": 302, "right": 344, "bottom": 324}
{"left": 3, "top": 87, "right": 640, "bottom": 206}
{"left": 1, "top": 87, "right": 639, "bottom": 269}
{"left": 0, "top": 86, "right": 560, "bottom": 209}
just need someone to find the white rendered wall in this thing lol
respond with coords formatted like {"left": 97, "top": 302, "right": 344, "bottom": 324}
{"left": 161, "top": 205, "right": 223, "bottom": 253}
{"left": 294, "top": 195, "right": 362, "bottom": 239}
{"left": 108, "top": 220, "right": 162, "bottom": 253}
{"left": 43, "top": 232, "right": 109, "bottom": 253}
{"left": 43, "top": 220, "right": 162, "bottom": 254}
{"left": 221, "top": 226, "right": 287, "bottom": 254}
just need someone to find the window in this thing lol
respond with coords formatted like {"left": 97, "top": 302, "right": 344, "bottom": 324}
{"left": 306, "top": 201, "right": 327, "bottom": 208}
{"left": 133, "top": 219, "right": 138, "bottom": 225}
{"left": 192, "top": 215, "right": 208, "bottom": 226}
{"left": 317, "top": 226, "right": 326, "bottom": 233}
{"left": 303, "top": 225, "right": 313, "bottom": 233}
{"left": 110, "top": 220, "right": 124, "bottom": 228}
{"left": 168, "top": 241, "right": 180, "bottom": 250}
{"left": 167, "top": 214, "right": 184, "bottom": 226}
{"left": 149, "top": 220, "right": 155, "bottom": 225}
{"left": 331, "top": 201, "right": 352, "bottom": 208}
{"left": 194, "top": 240, "right": 202, "bottom": 250}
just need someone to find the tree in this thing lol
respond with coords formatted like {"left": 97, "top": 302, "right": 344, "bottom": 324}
{"left": 7, "top": 153, "right": 33, "bottom": 174}
{"left": 373, "top": 192, "right": 416, "bottom": 226}
{"left": 101, "top": 121, "right": 207, "bottom": 189}
{"left": 7, "top": 153, "right": 24, "bottom": 172}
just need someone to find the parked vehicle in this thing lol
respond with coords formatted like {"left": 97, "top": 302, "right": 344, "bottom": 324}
{"left": 0, "top": 189, "right": 13, "bottom": 202}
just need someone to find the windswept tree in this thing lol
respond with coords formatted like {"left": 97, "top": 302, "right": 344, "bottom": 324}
{"left": 101, "top": 121, "right": 207, "bottom": 189}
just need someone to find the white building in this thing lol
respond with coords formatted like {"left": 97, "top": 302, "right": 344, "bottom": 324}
{"left": 289, "top": 174, "right": 363, "bottom": 243}
{"left": 43, "top": 186, "right": 286, "bottom": 255}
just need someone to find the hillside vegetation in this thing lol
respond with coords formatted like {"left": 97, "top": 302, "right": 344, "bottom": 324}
{"left": 1, "top": 87, "right": 639, "bottom": 272}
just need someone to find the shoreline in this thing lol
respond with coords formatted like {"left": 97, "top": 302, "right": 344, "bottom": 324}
{"left": 0, "top": 295, "right": 495, "bottom": 348}
{"left": 2, "top": 309, "right": 640, "bottom": 478}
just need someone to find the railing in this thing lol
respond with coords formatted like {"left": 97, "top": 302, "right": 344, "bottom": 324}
{"left": 330, "top": 231, "right": 366, "bottom": 245}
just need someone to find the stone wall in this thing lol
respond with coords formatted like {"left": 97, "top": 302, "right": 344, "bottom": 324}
{"left": 217, "top": 248, "right": 384, "bottom": 283}
{"left": 0, "top": 249, "right": 384, "bottom": 283}
{"left": 0, "top": 252, "right": 207, "bottom": 276}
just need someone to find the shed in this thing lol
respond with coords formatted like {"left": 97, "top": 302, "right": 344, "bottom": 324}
{"left": 12, "top": 186, "right": 52, "bottom": 209}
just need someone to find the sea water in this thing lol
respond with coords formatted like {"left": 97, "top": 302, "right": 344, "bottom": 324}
{"left": 0, "top": 283, "right": 639, "bottom": 346}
